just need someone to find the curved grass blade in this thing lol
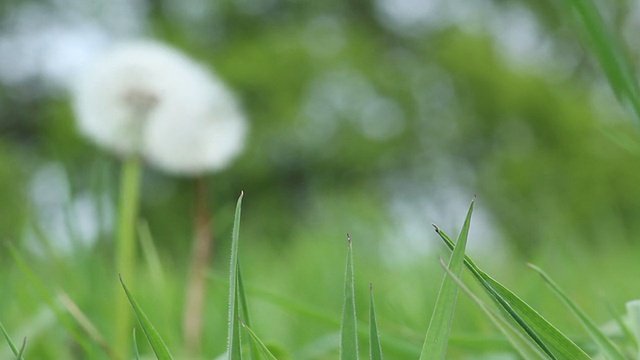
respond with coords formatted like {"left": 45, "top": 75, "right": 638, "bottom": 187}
{"left": 227, "top": 192, "right": 244, "bottom": 360}
{"left": 340, "top": 234, "right": 358, "bottom": 360}
{"left": 241, "top": 323, "right": 278, "bottom": 360}
{"left": 438, "top": 258, "right": 548, "bottom": 360}
{"left": 16, "top": 337, "right": 26, "bottom": 360}
{"left": 419, "top": 197, "right": 474, "bottom": 360}
{"left": 437, "top": 229, "right": 590, "bottom": 359}
{"left": 119, "top": 275, "right": 173, "bottom": 360}
{"left": 562, "top": 0, "right": 640, "bottom": 123}
{"left": 369, "top": 283, "right": 383, "bottom": 360}
{"left": 529, "top": 264, "right": 626, "bottom": 360}
{"left": 0, "top": 321, "right": 20, "bottom": 357}
{"left": 7, "top": 244, "right": 94, "bottom": 355}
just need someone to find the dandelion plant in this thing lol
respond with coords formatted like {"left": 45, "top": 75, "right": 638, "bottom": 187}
{"left": 73, "top": 40, "right": 247, "bottom": 357}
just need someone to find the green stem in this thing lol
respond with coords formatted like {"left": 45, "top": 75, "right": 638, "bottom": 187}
{"left": 115, "top": 156, "right": 142, "bottom": 359}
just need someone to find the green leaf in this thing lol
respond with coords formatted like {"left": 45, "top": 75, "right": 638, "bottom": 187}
{"left": 0, "top": 320, "right": 20, "bottom": 357}
{"left": 437, "top": 229, "right": 590, "bottom": 359}
{"left": 227, "top": 192, "right": 245, "bottom": 360}
{"left": 529, "top": 264, "right": 626, "bottom": 360}
{"left": 419, "top": 197, "right": 474, "bottom": 360}
{"left": 368, "top": 283, "right": 383, "bottom": 360}
{"left": 119, "top": 275, "right": 173, "bottom": 360}
{"left": 438, "top": 258, "right": 548, "bottom": 360}
{"left": 241, "top": 323, "right": 278, "bottom": 360}
{"left": 340, "top": 234, "right": 358, "bottom": 360}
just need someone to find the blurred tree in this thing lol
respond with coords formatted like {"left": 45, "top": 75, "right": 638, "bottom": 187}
{"left": 1, "top": 0, "right": 640, "bottom": 259}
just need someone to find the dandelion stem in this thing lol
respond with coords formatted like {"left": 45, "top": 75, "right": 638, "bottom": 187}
{"left": 183, "top": 175, "right": 213, "bottom": 355}
{"left": 115, "top": 155, "right": 142, "bottom": 358}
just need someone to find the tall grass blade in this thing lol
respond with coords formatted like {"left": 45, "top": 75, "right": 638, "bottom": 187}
{"left": 419, "top": 197, "right": 474, "bottom": 360}
{"left": 368, "top": 283, "right": 383, "bottom": 360}
{"left": 241, "top": 323, "right": 278, "bottom": 360}
{"left": 563, "top": 0, "right": 640, "bottom": 123}
{"left": 133, "top": 328, "right": 141, "bottom": 360}
{"left": 238, "top": 266, "right": 259, "bottom": 360}
{"left": 340, "top": 234, "right": 358, "bottom": 360}
{"left": 528, "top": 264, "right": 626, "bottom": 360}
{"left": 437, "top": 229, "right": 589, "bottom": 359}
{"left": 138, "top": 220, "right": 166, "bottom": 287}
{"left": 58, "top": 292, "right": 115, "bottom": 358}
{"left": 0, "top": 321, "right": 20, "bottom": 357}
{"left": 438, "top": 258, "right": 548, "bottom": 360}
{"left": 16, "top": 337, "right": 26, "bottom": 360}
{"left": 227, "top": 192, "right": 244, "bottom": 360}
{"left": 119, "top": 275, "right": 173, "bottom": 360}
{"left": 7, "top": 244, "right": 94, "bottom": 355}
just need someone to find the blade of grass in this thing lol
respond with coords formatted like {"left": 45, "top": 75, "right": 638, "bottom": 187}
{"left": 16, "top": 337, "right": 26, "bottom": 360}
{"left": 133, "top": 328, "right": 140, "bottom": 360}
{"left": 227, "top": 192, "right": 244, "bottom": 360}
{"left": 528, "top": 264, "right": 626, "bottom": 360}
{"left": 369, "top": 283, "right": 383, "bottom": 360}
{"left": 138, "top": 220, "right": 165, "bottom": 288}
{"left": 438, "top": 258, "right": 549, "bottom": 360}
{"left": 6, "top": 244, "right": 94, "bottom": 355}
{"left": 238, "top": 266, "right": 259, "bottom": 360}
{"left": 241, "top": 323, "right": 278, "bottom": 360}
{"left": 437, "top": 229, "right": 590, "bottom": 359}
{"left": 563, "top": 0, "right": 640, "bottom": 123}
{"left": 0, "top": 321, "right": 20, "bottom": 357}
{"left": 119, "top": 275, "right": 173, "bottom": 360}
{"left": 419, "top": 197, "right": 474, "bottom": 360}
{"left": 58, "top": 292, "right": 115, "bottom": 358}
{"left": 240, "top": 278, "right": 421, "bottom": 357}
{"left": 340, "top": 234, "right": 358, "bottom": 360}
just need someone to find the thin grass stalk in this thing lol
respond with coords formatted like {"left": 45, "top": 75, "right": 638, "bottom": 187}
{"left": 183, "top": 175, "right": 213, "bottom": 355}
{"left": 115, "top": 155, "right": 142, "bottom": 359}
{"left": 340, "top": 234, "right": 358, "bottom": 360}
{"left": 227, "top": 192, "right": 244, "bottom": 360}
{"left": 369, "top": 283, "right": 383, "bottom": 360}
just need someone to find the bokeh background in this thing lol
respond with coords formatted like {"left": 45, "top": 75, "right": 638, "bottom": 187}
{"left": 2, "top": 0, "right": 640, "bottom": 358}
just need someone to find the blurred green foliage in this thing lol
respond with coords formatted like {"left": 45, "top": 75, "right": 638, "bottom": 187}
{"left": 1, "top": 0, "right": 640, "bottom": 257}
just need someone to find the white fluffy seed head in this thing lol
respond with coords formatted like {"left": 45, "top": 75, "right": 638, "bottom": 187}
{"left": 72, "top": 40, "right": 247, "bottom": 175}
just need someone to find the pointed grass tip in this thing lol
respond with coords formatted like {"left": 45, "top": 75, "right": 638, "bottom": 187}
{"left": 347, "top": 233, "right": 351, "bottom": 245}
{"left": 432, "top": 224, "right": 440, "bottom": 233}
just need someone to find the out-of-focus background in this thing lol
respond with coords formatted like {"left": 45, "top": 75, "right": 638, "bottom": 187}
{"left": 2, "top": 0, "right": 640, "bottom": 358}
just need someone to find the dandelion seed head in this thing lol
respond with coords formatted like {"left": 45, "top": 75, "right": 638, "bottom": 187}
{"left": 72, "top": 40, "right": 247, "bottom": 174}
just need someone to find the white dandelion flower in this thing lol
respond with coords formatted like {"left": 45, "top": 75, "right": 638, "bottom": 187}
{"left": 72, "top": 40, "right": 247, "bottom": 175}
